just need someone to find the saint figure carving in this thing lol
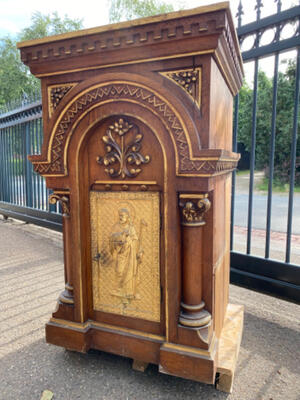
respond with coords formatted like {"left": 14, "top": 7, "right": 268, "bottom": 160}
{"left": 110, "top": 208, "right": 145, "bottom": 303}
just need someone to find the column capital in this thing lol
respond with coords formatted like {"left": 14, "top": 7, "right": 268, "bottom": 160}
{"left": 179, "top": 193, "right": 211, "bottom": 227}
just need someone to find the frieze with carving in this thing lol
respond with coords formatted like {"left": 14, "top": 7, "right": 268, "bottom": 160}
{"left": 96, "top": 118, "right": 150, "bottom": 179}
{"left": 31, "top": 82, "right": 239, "bottom": 177}
{"left": 19, "top": 10, "right": 231, "bottom": 65}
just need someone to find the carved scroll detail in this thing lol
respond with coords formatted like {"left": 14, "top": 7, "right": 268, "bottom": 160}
{"left": 49, "top": 193, "right": 70, "bottom": 215}
{"left": 179, "top": 194, "right": 211, "bottom": 227}
{"left": 96, "top": 118, "right": 150, "bottom": 179}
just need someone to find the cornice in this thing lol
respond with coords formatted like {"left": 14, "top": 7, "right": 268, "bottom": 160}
{"left": 17, "top": 4, "right": 243, "bottom": 90}
{"left": 17, "top": 2, "right": 230, "bottom": 48}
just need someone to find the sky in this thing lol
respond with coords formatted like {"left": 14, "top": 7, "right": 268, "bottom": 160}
{"left": 0, "top": 0, "right": 297, "bottom": 82}
{"left": 0, "top": 0, "right": 297, "bottom": 38}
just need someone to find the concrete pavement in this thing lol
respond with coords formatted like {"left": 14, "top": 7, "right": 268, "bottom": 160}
{"left": 0, "top": 217, "right": 299, "bottom": 400}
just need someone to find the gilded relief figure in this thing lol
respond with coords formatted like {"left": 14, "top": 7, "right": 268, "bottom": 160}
{"left": 110, "top": 208, "right": 146, "bottom": 304}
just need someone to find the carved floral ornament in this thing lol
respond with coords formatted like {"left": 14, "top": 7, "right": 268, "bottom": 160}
{"left": 160, "top": 68, "right": 201, "bottom": 108}
{"left": 179, "top": 194, "right": 211, "bottom": 227}
{"left": 48, "top": 84, "right": 76, "bottom": 117}
{"left": 96, "top": 118, "right": 150, "bottom": 179}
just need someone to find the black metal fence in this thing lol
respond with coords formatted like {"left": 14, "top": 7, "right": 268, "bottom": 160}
{"left": 230, "top": 0, "right": 300, "bottom": 302}
{"left": 0, "top": 96, "right": 62, "bottom": 230}
{"left": 0, "top": 1, "right": 299, "bottom": 303}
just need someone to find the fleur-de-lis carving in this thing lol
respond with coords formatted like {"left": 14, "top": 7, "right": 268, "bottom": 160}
{"left": 97, "top": 118, "right": 150, "bottom": 179}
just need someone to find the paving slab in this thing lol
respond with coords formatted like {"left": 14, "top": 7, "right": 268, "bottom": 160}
{"left": 0, "top": 218, "right": 299, "bottom": 400}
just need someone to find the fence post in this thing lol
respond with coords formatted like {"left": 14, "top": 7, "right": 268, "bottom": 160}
{"left": 24, "top": 123, "right": 33, "bottom": 208}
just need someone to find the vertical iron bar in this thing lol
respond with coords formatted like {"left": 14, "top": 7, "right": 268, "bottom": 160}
{"left": 7, "top": 126, "right": 11, "bottom": 203}
{"left": 16, "top": 124, "right": 21, "bottom": 205}
{"left": 7, "top": 126, "right": 13, "bottom": 203}
{"left": 11, "top": 126, "right": 17, "bottom": 204}
{"left": 231, "top": 94, "right": 239, "bottom": 250}
{"left": 24, "top": 122, "right": 33, "bottom": 207}
{"left": 236, "top": 1, "right": 244, "bottom": 28}
{"left": 21, "top": 124, "right": 26, "bottom": 206}
{"left": 0, "top": 130, "right": 4, "bottom": 201}
{"left": 13, "top": 125, "right": 18, "bottom": 205}
{"left": 247, "top": 59, "right": 259, "bottom": 254}
{"left": 4, "top": 129, "right": 9, "bottom": 202}
{"left": 34, "top": 118, "right": 38, "bottom": 209}
{"left": 255, "top": 0, "right": 263, "bottom": 21}
{"left": 286, "top": 48, "right": 300, "bottom": 263}
{"left": 265, "top": 53, "right": 279, "bottom": 258}
{"left": 31, "top": 119, "right": 36, "bottom": 209}
{"left": 32, "top": 120, "right": 36, "bottom": 208}
{"left": 36, "top": 118, "right": 41, "bottom": 209}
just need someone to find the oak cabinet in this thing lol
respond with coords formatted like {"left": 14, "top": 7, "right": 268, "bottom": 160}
{"left": 18, "top": 2, "right": 244, "bottom": 391}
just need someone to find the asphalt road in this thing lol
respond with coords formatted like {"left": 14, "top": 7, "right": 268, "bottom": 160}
{"left": 233, "top": 193, "right": 300, "bottom": 234}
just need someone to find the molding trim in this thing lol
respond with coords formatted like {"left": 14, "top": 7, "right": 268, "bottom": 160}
{"left": 30, "top": 80, "right": 240, "bottom": 177}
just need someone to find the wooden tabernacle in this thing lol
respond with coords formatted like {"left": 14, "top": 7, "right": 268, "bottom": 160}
{"left": 18, "top": 1, "right": 244, "bottom": 392}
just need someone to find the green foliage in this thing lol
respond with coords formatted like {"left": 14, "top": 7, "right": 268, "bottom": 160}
{"left": 237, "top": 61, "right": 300, "bottom": 186}
{"left": 0, "top": 36, "right": 38, "bottom": 106}
{"left": 0, "top": 12, "right": 83, "bottom": 107}
{"left": 108, "top": 0, "right": 175, "bottom": 22}
{"left": 19, "top": 11, "right": 83, "bottom": 41}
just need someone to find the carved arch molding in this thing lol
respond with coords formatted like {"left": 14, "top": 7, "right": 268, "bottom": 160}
{"left": 32, "top": 80, "right": 237, "bottom": 176}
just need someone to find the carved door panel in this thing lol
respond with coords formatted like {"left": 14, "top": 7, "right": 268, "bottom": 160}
{"left": 86, "top": 114, "right": 165, "bottom": 334}
{"left": 90, "top": 191, "right": 161, "bottom": 322}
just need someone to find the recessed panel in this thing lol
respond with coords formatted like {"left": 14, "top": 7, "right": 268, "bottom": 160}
{"left": 90, "top": 191, "right": 160, "bottom": 322}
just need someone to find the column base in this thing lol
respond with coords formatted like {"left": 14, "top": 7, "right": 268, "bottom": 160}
{"left": 179, "top": 301, "right": 211, "bottom": 328}
{"left": 58, "top": 283, "right": 74, "bottom": 305}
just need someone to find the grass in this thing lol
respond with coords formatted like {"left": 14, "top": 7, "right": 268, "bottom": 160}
{"left": 236, "top": 169, "right": 250, "bottom": 176}
{"left": 257, "top": 177, "right": 300, "bottom": 193}
{"left": 236, "top": 169, "right": 300, "bottom": 193}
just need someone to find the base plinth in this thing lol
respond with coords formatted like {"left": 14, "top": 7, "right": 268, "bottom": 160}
{"left": 216, "top": 304, "right": 244, "bottom": 393}
{"left": 45, "top": 303, "right": 243, "bottom": 390}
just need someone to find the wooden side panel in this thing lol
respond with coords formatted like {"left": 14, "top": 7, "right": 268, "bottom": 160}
{"left": 209, "top": 58, "right": 233, "bottom": 150}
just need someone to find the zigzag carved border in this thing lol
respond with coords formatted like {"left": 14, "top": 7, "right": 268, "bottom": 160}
{"left": 33, "top": 82, "right": 238, "bottom": 176}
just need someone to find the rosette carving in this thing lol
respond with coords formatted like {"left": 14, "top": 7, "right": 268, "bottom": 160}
{"left": 97, "top": 118, "right": 150, "bottom": 179}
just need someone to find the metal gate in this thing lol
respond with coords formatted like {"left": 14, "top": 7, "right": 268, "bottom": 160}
{"left": 0, "top": 97, "right": 62, "bottom": 230}
{"left": 230, "top": 1, "right": 300, "bottom": 303}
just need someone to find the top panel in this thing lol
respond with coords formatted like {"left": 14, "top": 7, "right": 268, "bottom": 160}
{"left": 17, "top": 2, "right": 232, "bottom": 48}
{"left": 17, "top": 2, "right": 243, "bottom": 91}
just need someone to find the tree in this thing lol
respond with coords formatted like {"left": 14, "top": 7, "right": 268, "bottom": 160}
{"left": 108, "top": 0, "right": 175, "bottom": 23}
{"left": 0, "top": 36, "right": 38, "bottom": 106}
{"left": 19, "top": 11, "right": 83, "bottom": 42}
{"left": 237, "top": 63, "right": 300, "bottom": 185}
{"left": 0, "top": 12, "right": 83, "bottom": 108}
